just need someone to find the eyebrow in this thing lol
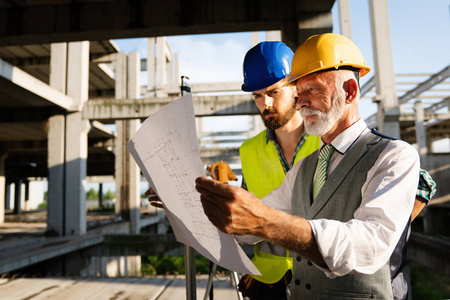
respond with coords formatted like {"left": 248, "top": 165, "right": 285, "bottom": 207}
{"left": 252, "top": 86, "right": 281, "bottom": 96}
{"left": 297, "top": 82, "right": 323, "bottom": 91}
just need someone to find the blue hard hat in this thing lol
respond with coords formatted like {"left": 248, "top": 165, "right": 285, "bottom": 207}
{"left": 242, "top": 41, "right": 294, "bottom": 92}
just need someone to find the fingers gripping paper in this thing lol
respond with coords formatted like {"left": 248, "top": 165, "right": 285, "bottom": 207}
{"left": 127, "top": 94, "right": 260, "bottom": 275}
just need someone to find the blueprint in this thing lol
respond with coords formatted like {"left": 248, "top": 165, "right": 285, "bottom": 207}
{"left": 127, "top": 94, "right": 260, "bottom": 275}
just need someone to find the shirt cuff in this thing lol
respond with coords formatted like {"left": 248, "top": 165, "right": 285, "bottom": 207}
{"left": 234, "top": 234, "right": 262, "bottom": 245}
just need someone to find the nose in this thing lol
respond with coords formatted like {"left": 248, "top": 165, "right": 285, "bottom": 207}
{"left": 262, "top": 94, "right": 274, "bottom": 108}
{"left": 296, "top": 93, "right": 310, "bottom": 109}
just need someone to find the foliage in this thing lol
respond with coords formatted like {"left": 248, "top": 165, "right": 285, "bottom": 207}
{"left": 104, "top": 189, "right": 115, "bottom": 200}
{"left": 141, "top": 256, "right": 225, "bottom": 275}
{"left": 410, "top": 261, "right": 450, "bottom": 299}
{"left": 86, "top": 188, "right": 98, "bottom": 200}
{"left": 85, "top": 188, "right": 114, "bottom": 201}
{"left": 37, "top": 202, "right": 47, "bottom": 209}
{"left": 87, "top": 205, "right": 114, "bottom": 213}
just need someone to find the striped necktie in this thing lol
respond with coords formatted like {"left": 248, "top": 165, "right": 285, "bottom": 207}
{"left": 313, "top": 144, "right": 334, "bottom": 200}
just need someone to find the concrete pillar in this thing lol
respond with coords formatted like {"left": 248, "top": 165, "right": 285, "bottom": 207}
{"left": 296, "top": 12, "right": 333, "bottom": 45}
{"left": 24, "top": 180, "right": 30, "bottom": 211}
{"left": 114, "top": 52, "right": 141, "bottom": 234}
{"left": 196, "top": 117, "right": 203, "bottom": 140}
{"left": 266, "top": 31, "right": 281, "bottom": 41}
{"left": 248, "top": 115, "right": 264, "bottom": 139}
{"left": 13, "top": 178, "right": 22, "bottom": 214}
{"left": 251, "top": 32, "right": 259, "bottom": 46}
{"left": 115, "top": 52, "right": 127, "bottom": 218}
{"left": 369, "top": 0, "right": 400, "bottom": 138}
{"left": 173, "top": 53, "right": 180, "bottom": 86}
{"left": 0, "top": 153, "right": 7, "bottom": 223}
{"left": 414, "top": 101, "right": 428, "bottom": 168}
{"left": 99, "top": 183, "right": 103, "bottom": 208}
{"left": 156, "top": 37, "right": 166, "bottom": 97}
{"left": 46, "top": 114, "right": 65, "bottom": 235}
{"left": 338, "top": 0, "right": 352, "bottom": 39}
{"left": 4, "top": 182, "right": 10, "bottom": 210}
{"left": 127, "top": 51, "right": 141, "bottom": 235}
{"left": 48, "top": 43, "right": 68, "bottom": 236}
{"left": 147, "top": 37, "right": 156, "bottom": 97}
{"left": 114, "top": 51, "right": 142, "bottom": 275}
{"left": 50, "top": 43, "right": 67, "bottom": 93}
{"left": 65, "top": 41, "right": 90, "bottom": 236}
{"left": 166, "top": 52, "right": 173, "bottom": 87}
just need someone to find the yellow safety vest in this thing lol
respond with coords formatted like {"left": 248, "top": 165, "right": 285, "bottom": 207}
{"left": 239, "top": 131, "right": 321, "bottom": 284}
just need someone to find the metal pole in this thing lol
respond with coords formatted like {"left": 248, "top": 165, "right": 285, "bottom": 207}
{"left": 204, "top": 262, "right": 217, "bottom": 300}
{"left": 181, "top": 76, "right": 197, "bottom": 300}
{"left": 230, "top": 271, "right": 244, "bottom": 300}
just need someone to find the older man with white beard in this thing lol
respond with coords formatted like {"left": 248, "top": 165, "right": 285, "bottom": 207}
{"left": 195, "top": 33, "right": 421, "bottom": 299}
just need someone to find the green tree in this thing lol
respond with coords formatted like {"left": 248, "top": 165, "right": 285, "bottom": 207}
{"left": 104, "top": 189, "right": 115, "bottom": 200}
{"left": 86, "top": 188, "right": 98, "bottom": 200}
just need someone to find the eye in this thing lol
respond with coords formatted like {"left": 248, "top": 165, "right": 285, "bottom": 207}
{"left": 268, "top": 89, "right": 281, "bottom": 97}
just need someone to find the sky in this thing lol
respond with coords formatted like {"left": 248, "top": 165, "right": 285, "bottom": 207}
{"left": 114, "top": 0, "right": 450, "bottom": 123}
{"left": 91, "top": 0, "right": 450, "bottom": 194}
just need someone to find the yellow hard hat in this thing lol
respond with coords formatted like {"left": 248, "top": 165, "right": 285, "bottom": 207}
{"left": 287, "top": 33, "right": 371, "bottom": 83}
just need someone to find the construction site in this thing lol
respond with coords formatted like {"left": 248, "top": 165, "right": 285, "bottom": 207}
{"left": 0, "top": 0, "right": 449, "bottom": 299}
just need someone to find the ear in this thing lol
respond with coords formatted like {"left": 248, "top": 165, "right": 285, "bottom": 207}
{"left": 344, "top": 78, "right": 358, "bottom": 103}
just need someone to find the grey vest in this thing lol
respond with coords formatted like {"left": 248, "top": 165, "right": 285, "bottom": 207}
{"left": 290, "top": 132, "right": 393, "bottom": 299}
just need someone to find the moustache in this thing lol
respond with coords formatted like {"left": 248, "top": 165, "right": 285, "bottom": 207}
{"left": 262, "top": 108, "right": 278, "bottom": 116}
{"left": 300, "top": 108, "right": 321, "bottom": 116}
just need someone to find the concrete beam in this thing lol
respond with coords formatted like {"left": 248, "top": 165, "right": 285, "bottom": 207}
{"left": 425, "top": 96, "right": 450, "bottom": 113}
{"left": 360, "top": 76, "right": 376, "bottom": 97}
{"left": 399, "top": 65, "right": 450, "bottom": 105}
{"left": 366, "top": 111, "right": 450, "bottom": 130}
{"left": 0, "top": 0, "right": 334, "bottom": 46}
{"left": 0, "top": 58, "right": 75, "bottom": 110}
{"left": 142, "top": 81, "right": 242, "bottom": 96}
{"left": 82, "top": 94, "right": 258, "bottom": 121}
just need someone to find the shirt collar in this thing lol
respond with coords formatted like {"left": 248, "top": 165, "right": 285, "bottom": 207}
{"left": 265, "top": 128, "right": 276, "bottom": 144}
{"left": 321, "top": 119, "right": 369, "bottom": 154}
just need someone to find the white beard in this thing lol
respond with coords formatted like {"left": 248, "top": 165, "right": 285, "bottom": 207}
{"left": 300, "top": 93, "right": 345, "bottom": 136}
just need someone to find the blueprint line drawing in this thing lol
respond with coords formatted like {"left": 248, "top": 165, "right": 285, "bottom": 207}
{"left": 127, "top": 94, "right": 260, "bottom": 275}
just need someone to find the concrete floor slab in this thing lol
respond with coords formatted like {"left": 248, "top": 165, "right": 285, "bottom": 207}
{"left": 0, "top": 275, "right": 240, "bottom": 300}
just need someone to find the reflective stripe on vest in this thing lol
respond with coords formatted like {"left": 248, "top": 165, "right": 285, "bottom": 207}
{"left": 239, "top": 131, "right": 320, "bottom": 283}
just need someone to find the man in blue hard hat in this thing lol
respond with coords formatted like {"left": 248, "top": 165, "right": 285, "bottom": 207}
{"left": 237, "top": 41, "right": 320, "bottom": 300}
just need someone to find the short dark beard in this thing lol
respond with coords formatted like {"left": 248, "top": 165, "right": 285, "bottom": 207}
{"left": 260, "top": 98, "right": 297, "bottom": 131}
